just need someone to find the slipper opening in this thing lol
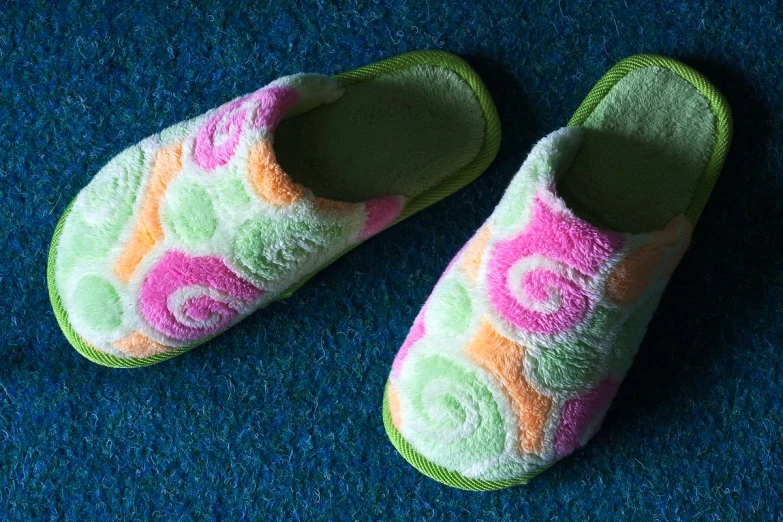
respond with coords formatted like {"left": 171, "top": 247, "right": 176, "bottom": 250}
{"left": 275, "top": 64, "right": 486, "bottom": 202}
{"left": 559, "top": 64, "right": 718, "bottom": 234}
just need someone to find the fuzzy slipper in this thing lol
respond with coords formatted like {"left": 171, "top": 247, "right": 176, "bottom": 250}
{"left": 47, "top": 50, "right": 500, "bottom": 367}
{"left": 383, "top": 55, "right": 732, "bottom": 490}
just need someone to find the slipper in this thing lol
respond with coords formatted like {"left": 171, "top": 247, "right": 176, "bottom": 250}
{"left": 383, "top": 54, "right": 732, "bottom": 490}
{"left": 47, "top": 50, "right": 501, "bottom": 368}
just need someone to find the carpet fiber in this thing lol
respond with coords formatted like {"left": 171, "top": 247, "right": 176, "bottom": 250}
{"left": 2, "top": 1, "right": 782, "bottom": 520}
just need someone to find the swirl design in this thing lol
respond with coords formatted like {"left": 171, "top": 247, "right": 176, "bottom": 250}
{"left": 232, "top": 217, "right": 345, "bottom": 284}
{"left": 385, "top": 128, "right": 699, "bottom": 480}
{"left": 465, "top": 320, "right": 552, "bottom": 454}
{"left": 487, "top": 194, "right": 623, "bottom": 335}
{"left": 160, "top": 179, "right": 218, "bottom": 246}
{"left": 425, "top": 275, "right": 473, "bottom": 338}
{"left": 56, "top": 79, "right": 357, "bottom": 358}
{"left": 57, "top": 147, "right": 146, "bottom": 295}
{"left": 395, "top": 350, "right": 512, "bottom": 473}
{"left": 194, "top": 86, "right": 298, "bottom": 170}
{"left": 139, "top": 251, "right": 263, "bottom": 341}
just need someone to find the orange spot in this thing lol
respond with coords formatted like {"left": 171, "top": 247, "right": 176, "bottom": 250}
{"left": 113, "top": 331, "right": 173, "bottom": 358}
{"left": 606, "top": 216, "right": 693, "bottom": 305}
{"left": 313, "top": 196, "right": 356, "bottom": 213}
{"left": 659, "top": 216, "right": 693, "bottom": 277}
{"left": 388, "top": 383, "right": 403, "bottom": 429}
{"left": 248, "top": 140, "right": 305, "bottom": 206}
{"left": 465, "top": 320, "right": 552, "bottom": 454}
{"left": 604, "top": 246, "right": 663, "bottom": 305}
{"left": 460, "top": 227, "right": 491, "bottom": 284}
{"left": 114, "top": 142, "right": 183, "bottom": 283}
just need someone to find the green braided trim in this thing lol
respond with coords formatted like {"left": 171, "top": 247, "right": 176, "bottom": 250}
{"left": 382, "top": 383, "right": 549, "bottom": 491}
{"left": 568, "top": 53, "right": 733, "bottom": 225}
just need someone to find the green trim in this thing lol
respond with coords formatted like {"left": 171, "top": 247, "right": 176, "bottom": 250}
{"left": 47, "top": 49, "right": 501, "bottom": 368}
{"left": 568, "top": 53, "right": 733, "bottom": 225}
{"left": 382, "top": 384, "right": 548, "bottom": 491}
{"left": 384, "top": 54, "right": 732, "bottom": 490}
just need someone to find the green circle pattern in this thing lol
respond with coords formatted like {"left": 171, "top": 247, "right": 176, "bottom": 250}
{"left": 57, "top": 146, "right": 145, "bottom": 279}
{"left": 232, "top": 216, "right": 345, "bottom": 283}
{"left": 524, "top": 340, "right": 603, "bottom": 394}
{"left": 609, "top": 296, "right": 659, "bottom": 378}
{"left": 215, "top": 170, "right": 251, "bottom": 209}
{"left": 426, "top": 276, "right": 473, "bottom": 337}
{"left": 523, "top": 304, "right": 621, "bottom": 394}
{"left": 79, "top": 146, "right": 144, "bottom": 226}
{"left": 72, "top": 275, "right": 123, "bottom": 331}
{"left": 161, "top": 180, "right": 218, "bottom": 246}
{"left": 397, "top": 352, "right": 509, "bottom": 472}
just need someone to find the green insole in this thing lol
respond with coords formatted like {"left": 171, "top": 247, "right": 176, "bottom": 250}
{"left": 560, "top": 66, "right": 716, "bottom": 233}
{"left": 275, "top": 65, "right": 486, "bottom": 202}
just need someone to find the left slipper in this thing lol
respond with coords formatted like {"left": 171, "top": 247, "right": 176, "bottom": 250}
{"left": 383, "top": 54, "right": 732, "bottom": 490}
{"left": 47, "top": 50, "right": 501, "bottom": 367}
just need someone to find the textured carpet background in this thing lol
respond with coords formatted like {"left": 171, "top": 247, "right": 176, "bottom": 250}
{"left": 1, "top": 1, "right": 782, "bottom": 520}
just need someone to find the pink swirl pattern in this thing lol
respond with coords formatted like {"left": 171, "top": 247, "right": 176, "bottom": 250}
{"left": 391, "top": 307, "right": 426, "bottom": 378}
{"left": 554, "top": 379, "right": 620, "bottom": 457}
{"left": 486, "top": 193, "right": 623, "bottom": 334}
{"left": 358, "top": 196, "right": 405, "bottom": 240}
{"left": 193, "top": 86, "right": 298, "bottom": 170}
{"left": 139, "top": 251, "right": 263, "bottom": 341}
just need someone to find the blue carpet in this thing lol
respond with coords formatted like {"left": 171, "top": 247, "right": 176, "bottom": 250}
{"left": 2, "top": 1, "right": 782, "bottom": 519}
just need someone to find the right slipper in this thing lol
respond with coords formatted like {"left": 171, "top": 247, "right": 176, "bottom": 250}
{"left": 47, "top": 50, "right": 500, "bottom": 367}
{"left": 383, "top": 54, "right": 732, "bottom": 490}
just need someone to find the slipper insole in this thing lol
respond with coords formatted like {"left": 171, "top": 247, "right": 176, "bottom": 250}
{"left": 274, "top": 65, "right": 485, "bottom": 202}
{"left": 559, "top": 66, "right": 716, "bottom": 234}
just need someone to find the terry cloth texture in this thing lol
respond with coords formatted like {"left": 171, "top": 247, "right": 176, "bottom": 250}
{"left": 385, "top": 120, "right": 704, "bottom": 488}
{"left": 48, "top": 57, "right": 494, "bottom": 366}
{"left": 2, "top": 1, "right": 783, "bottom": 520}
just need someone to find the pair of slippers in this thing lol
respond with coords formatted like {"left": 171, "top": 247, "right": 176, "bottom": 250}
{"left": 47, "top": 50, "right": 732, "bottom": 490}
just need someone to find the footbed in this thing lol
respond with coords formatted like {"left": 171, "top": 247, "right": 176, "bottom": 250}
{"left": 559, "top": 66, "right": 716, "bottom": 234}
{"left": 275, "top": 65, "right": 486, "bottom": 202}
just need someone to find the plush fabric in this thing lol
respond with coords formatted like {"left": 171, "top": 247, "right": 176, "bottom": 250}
{"left": 4, "top": 1, "right": 783, "bottom": 519}
{"left": 53, "top": 74, "right": 379, "bottom": 359}
{"left": 49, "top": 59, "right": 491, "bottom": 363}
{"left": 387, "top": 125, "right": 701, "bottom": 484}
{"left": 275, "top": 65, "right": 486, "bottom": 201}
{"left": 385, "top": 58, "right": 732, "bottom": 489}
{"left": 560, "top": 66, "right": 716, "bottom": 232}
